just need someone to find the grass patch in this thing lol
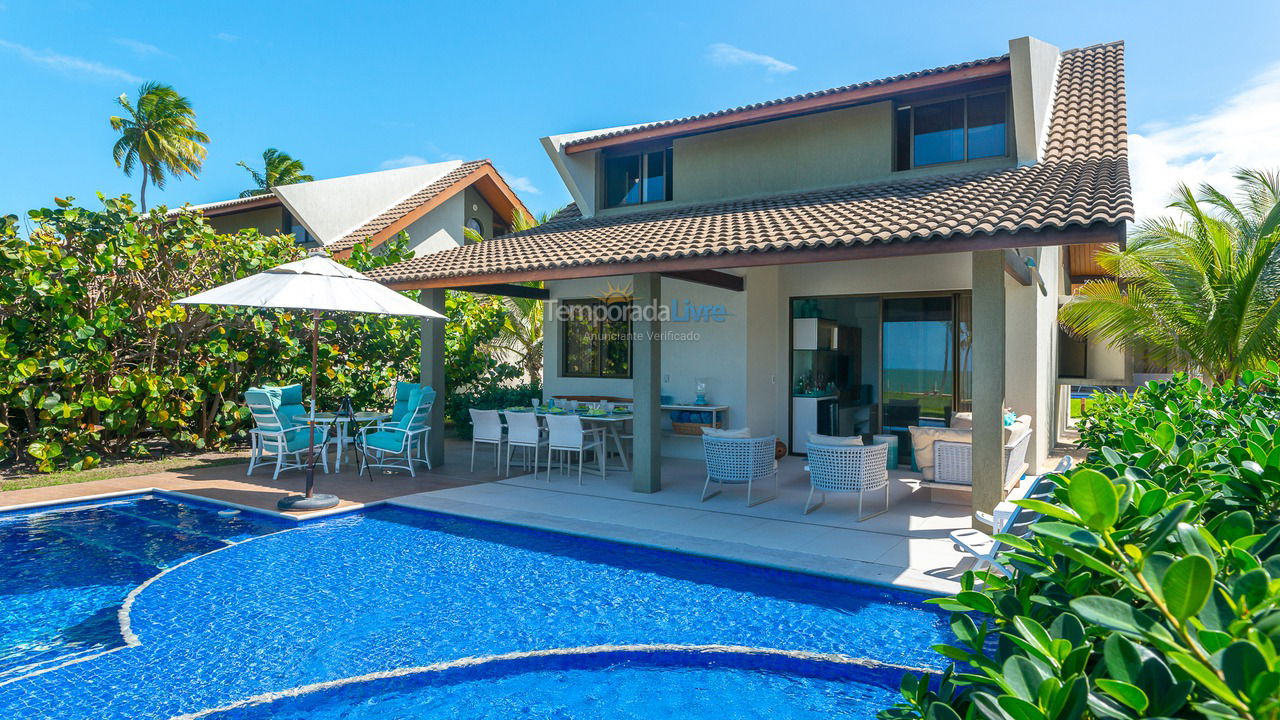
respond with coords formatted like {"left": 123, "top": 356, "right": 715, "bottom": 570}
{"left": 0, "top": 454, "right": 247, "bottom": 493}
{"left": 1070, "top": 397, "right": 1084, "bottom": 417}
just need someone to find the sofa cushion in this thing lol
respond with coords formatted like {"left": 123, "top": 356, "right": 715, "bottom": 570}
{"left": 808, "top": 433, "right": 863, "bottom": 447}
{"left": 950, "top": 412, "right": 973, "bottom": 429}
{"left": 908, "top": 426, "right": 975, "bottom": 481}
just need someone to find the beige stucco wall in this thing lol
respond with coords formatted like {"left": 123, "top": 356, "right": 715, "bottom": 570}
{"left": 671, "top": 102, "right": 892, "bottom": 204}
{"left": 400, "top": 193, "right": 466, "bottom": 257}
{"left": 463, "top": 186, "right": 497, "bottom": 240}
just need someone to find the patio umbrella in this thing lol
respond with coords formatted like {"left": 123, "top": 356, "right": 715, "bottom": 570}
{"left": 175, "top": 251, "right": 446, "bottom": 511}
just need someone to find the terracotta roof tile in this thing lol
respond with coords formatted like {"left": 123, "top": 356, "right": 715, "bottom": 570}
{"left": 563, "top": 54, "right": 1011, "bottom": 148}
{"left": 327, "top": 160, "right": 487, "bottom": 254}
{"left": 369, "top": 42, "right": 1131, "bottom": 285}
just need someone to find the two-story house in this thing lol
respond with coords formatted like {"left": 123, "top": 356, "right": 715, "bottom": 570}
{"left": 171, "top": 160, "right": 529, "bottom": 259}
{"left": 368, "top": 37, "right": 1132, "bottom": 517}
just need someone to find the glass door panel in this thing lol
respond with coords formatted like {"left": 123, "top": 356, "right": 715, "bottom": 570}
{"left": 882, "top": 297, "right": 954, "bottom": 436}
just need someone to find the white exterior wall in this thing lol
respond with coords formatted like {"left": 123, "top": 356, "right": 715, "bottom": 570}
{"left": 400, "top": 192, "right": 466, "bottom": 257}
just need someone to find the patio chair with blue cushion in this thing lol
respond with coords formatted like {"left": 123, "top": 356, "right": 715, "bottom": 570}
{"left": 380, "top": 382, "right": 437, "bottom": 459}
{"left": 356, "top": 385, "right": 433, "bottom": 477}
{"left": 245, "top": 385, "right": 330, "bottom": 480}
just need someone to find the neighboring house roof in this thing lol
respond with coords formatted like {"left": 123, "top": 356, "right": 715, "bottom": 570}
{"left": 166, "top": 192, "right": 280, "bottom": 217}
{"left": 562, "top": 53, "right": 1011, "bottom": 152}
{"left": 369, "top": 41, "right": 1131, "bottom": 288}
{"left": 326, "top": 161, "right": 528, "bottom": 257}
{"left": 168, "top": 160, "right": 530, "bottom": 258}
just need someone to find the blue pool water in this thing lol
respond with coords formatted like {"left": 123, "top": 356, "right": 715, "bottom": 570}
{"left": 0, "top": 494, "right": 949, "bottom": 719}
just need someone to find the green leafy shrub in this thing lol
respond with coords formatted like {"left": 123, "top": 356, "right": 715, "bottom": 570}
{"left": 882, "top": 369, "right": 1280, "bottom": 720}
{"left": 445, "top": 382, "right": 542, "bottom": 440}
{"left": 0, "top": 196, "right": 522, "bottom": 471}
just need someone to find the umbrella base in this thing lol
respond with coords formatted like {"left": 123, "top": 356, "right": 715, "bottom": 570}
{"left": 277, "top": 493, "right": 340, "bottom": 511}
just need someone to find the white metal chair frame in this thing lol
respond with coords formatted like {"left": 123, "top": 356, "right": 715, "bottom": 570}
{"left": 246, "top": 398, "right": 330, "bottom": 480}
{"left": 949, "top": 456, "right": 1071, "bottom": 577}
{"left": 803, "top": 443, "right": 890, "bottom": 520}
{"left": 356, "top": 399, "right": 433, "bottom": 477}
{"left": 505, "top": 412, "right": 548, "bottom": 477}
{"left": 469, "top": 409, "right": 506, "bottom": 472}
{"left": 545, "top": 414, "right": 607, "bottom": 484}
{"left": 701, "top": 435, "right": 778, "bottom": 507}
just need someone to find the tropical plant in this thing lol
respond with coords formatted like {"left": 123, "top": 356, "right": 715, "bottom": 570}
{"left": 236, "top": 148, "right": 314, "bottom": 197}
{"left": 0, "top": 196, "right": 492, "bottom": 472}
{"left": 462, "top": 207, "right": 564, "bottom": 382}
{"left": 109, "top": 82, "right": 209, "bottom": 211}
{"left": 1060, "top": 169, "right": 1280, "bottom": 384}
{"left": 882, "top": 369, "right": 1280, "bottom": 720}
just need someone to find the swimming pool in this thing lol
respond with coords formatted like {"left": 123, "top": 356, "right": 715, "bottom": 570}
{"left": 0, "top": 493, "right": 949, "bottom": 719}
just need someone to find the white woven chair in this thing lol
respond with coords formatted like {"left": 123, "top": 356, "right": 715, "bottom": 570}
{"left": 803, "top": 443, "right": 890, "bottom": 519}
{"left": 469, "top": 409, "right": 505, "bottom": 472}
{"left": 505, "top": 412, "right": 547, "bottom": 477}
{"left": 545, "top": 414, "right": 606, "bottom": 484}
{"left": 701, "top": 435, "right": 778, "bottom": 506}
{"left": 935, "top": 429, "right": 1032, "bottom": 488}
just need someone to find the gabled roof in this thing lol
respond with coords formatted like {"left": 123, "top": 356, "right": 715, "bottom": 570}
{"left": 167, "top": 192, "right": 280, "bottom": 217}
{"left": 368, "top": 41, "right": 1131, "bottom": 288}
{"left": 563, "top": 53, "right": 1011, "bottom": 153}
{"left": 273, "top": 161, "right": 466, "bottom": 247}
{"left": 168, "top": 160, "right": 531, "bottom": 258}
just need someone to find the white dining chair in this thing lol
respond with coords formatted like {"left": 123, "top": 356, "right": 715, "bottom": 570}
{"left": 469, "top": 409, "right": 505, "bottom": 472}
{"left": 505, "top": 411, "right": 547, "bottom": 477}
{"left": 545, "top": 414, "right": 606, "bottom": 484}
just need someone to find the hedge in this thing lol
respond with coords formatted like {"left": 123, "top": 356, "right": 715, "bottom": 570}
{"left": 882, "top": 368, "right": 1280, "bottom": 720}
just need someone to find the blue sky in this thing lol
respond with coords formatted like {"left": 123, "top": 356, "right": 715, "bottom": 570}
{"left": 2, "top": 0, "right": 1279, "bottom": 224}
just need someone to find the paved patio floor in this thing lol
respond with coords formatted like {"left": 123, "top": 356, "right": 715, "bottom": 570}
{"left": 0, "top": 438, "right": 994, "bottom": 594}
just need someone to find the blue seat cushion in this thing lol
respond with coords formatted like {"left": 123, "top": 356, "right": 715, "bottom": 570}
{"left": 364, "top": 430, "right": 407, "bottom": 453}
{"left": 279, "top": 384, "right": 304, "bottom": 406}
{"left": 283, "top": 426, "right": 323, "bottom": 452}
{"left": 391, "top": 381, "right": 419, "bottom": 423}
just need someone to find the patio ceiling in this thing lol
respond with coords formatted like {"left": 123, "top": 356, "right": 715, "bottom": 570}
{"left": 367, "top": 41, "right": 1130, "bottom": 292}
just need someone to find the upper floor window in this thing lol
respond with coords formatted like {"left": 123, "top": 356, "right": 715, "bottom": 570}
{"left": 602, "top": 147, "right": 672, "bottom": 208}
{"left": 894, "top": 91, "right": 1007, "bottom": 170}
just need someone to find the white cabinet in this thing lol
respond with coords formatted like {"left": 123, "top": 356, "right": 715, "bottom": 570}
{"left": 792, "top": 318, "right": 837, "bottom": 351}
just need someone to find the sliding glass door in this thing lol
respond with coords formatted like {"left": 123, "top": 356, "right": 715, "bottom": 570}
{"left": 882, "top": 296, "right": 956, "bottom": 429}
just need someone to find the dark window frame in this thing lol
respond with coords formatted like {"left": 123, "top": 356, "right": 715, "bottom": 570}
{"left": 893, "top": 89, "right": 1010, "bottom": 171}
{"left": 560, "top": 299, "right": 633, "bottom": 379}
{"left": 599, "top": 145, "right": 674, "bottom": 209}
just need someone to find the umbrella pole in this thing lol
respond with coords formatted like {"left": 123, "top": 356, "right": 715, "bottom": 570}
{"left": 305, "top": 310, "right": 319, "bottom": 498}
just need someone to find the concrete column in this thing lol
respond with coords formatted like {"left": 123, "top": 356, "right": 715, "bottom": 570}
{"left": 971, "top": 251, "right": 1007, "bottom": 521}
{"left": 632, "top": 273, "right": 662, "bottom": 493}
{"left": 419, "top": 288, "right": 446, "bottom": 468}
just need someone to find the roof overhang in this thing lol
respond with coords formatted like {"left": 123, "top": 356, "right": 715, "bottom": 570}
{"left": 382, "top": 221, "right": 1124, "bottom": 291}
{"left": 563, "top": 58, "right": 1011, "bottom": 155}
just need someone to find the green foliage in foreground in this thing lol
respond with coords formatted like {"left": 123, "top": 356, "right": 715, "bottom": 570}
{"left": 882, "top": 370, "right": 1280, "bottom": 720}
{"left": 0, "top": 196, "right": 520, "bottom": 472}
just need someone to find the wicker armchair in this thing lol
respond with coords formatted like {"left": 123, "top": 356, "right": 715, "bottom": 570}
{"left": 803, "top": 443, "right": 890, "bottom": 519}
{"left": 701, "top": 435, "right": 778, "bottom": 507}
{"left": 934, "top": 429, "right": 1031, "bottom": 488}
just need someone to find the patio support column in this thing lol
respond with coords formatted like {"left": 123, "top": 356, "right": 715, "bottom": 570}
{"left": 632, "top": 272, "right": 662, "bottom": 493}
{"left": 971, "top": 250, "right": 1007, "bottom": 522}
{"left": 420, "top": 288, "right": 446, "bottom": 468}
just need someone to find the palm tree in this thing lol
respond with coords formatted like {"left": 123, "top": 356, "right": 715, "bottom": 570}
{"left": 464, "top": 207, "right": 565, "bottom": 382}
{"left": 1059, "top": 169, "right": 1280, "bottom": 384}
{"left": 237, "top": 148, "right": 314, "bottom": 197}
{"left": 110, "top": 82, "right": 209, "bottom": 212}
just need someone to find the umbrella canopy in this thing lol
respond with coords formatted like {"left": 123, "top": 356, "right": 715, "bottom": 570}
{"left": 175, "top": 252, "right": 446, "bottom": 510}
{"left": 175, "top": 255, "right": 444, "bottom": 318}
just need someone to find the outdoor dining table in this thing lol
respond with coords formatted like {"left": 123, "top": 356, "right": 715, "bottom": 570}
{"left": 499, "top": 408, "right": 634, "bottom": 472}
{"left": 293, "top": 411, "right": 391, "bottom": 471}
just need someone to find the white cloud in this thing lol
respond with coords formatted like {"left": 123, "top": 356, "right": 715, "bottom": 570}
{"left": 1129, "top": 61, "right": 1280, "bottom": 222}
{"left": 379, "top": 154, "right": 427, "bottom": 170}
{"left": 212, "top": 32, "right": 238, "bottom": 43}
{"left": 0, "top": 39, "right": 140, "bottom": 83}
{"left": 503, "top": 173, "right": 541, "bottom": 195}
{"left": 707, "top": 42, "right": 796, "bottom": 76}
{"left": 113, "top": 38, "right": 168, "bottom": 58}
